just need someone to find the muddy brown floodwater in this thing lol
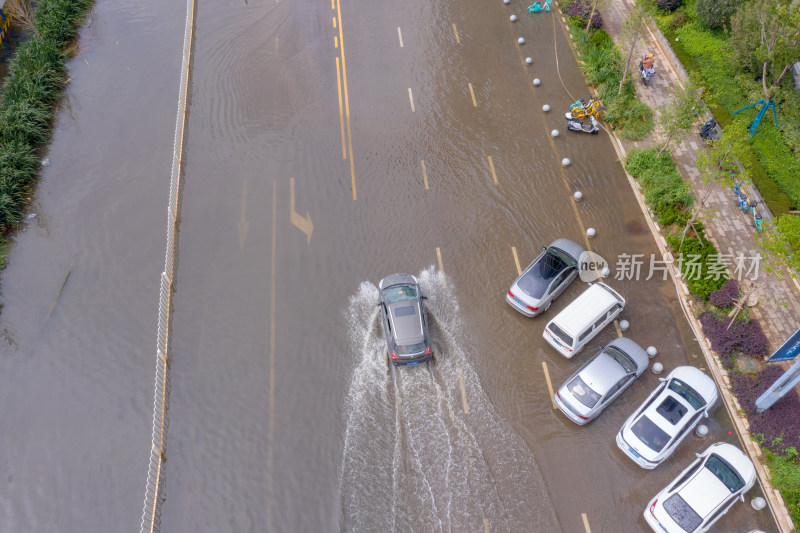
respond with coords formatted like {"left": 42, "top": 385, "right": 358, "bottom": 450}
{"left": 0, "top": 0, "right": 780, "bottom": 531}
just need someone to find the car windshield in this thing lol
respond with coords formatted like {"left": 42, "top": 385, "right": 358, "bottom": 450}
{"left": 396, "top": 342, "right": 426, "bottom": 355}
{"left": 630, "top": 415, "right": 670, "bottom": 452}
{"left": 567, "top": 375, "right": 601, "bottom": 408}
{"left": 548, "top": 324, "right": 573, "bottom": 348}
{"left": 384, "top": 285, "right": 418, "bottom": 304}
{"left": 668, "top": 378, "right": 706, "bottom": 410}
{"left": 605, "top": 346, "right": 637, "bottom": 373}
{"left": 517, "top": 248, "right": 572, "bottom": 298}
{"left": 706, "top": 455, "right": 745, "bottom": 493}
{"left": 663, "top": 494, "right": 702, "bottom": 532}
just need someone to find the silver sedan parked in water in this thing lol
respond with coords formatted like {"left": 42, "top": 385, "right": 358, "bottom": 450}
{"left": 378, "top": 274, "right": 433, "bottom": 367}
{"left": 506, "top": 238, "right": 585, "bottom": 316}
{"left": 554, "top": 337, "right": 650, "bottom": 425}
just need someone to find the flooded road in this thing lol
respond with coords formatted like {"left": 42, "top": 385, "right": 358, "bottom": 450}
{"left": 0, "top": 0, "right": 781, "bottom": 531}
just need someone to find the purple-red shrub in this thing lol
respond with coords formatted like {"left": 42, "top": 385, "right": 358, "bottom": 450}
{"left": 732, "top": 366, "right": 800, "bottom": 455}
{"left": 564, "top": 0, "right": 604, "bottom": 28}
{"left": 698, "top": 312, "right": 769, "bottom": 358}
{"left": 738, "top": 319, "right": 769, "bottom": 358}
{"left": 699, "top": 311, "right": 738, "bottom": 355}
{"left": 709, "top": 279, "right": 739, "bottom": 309}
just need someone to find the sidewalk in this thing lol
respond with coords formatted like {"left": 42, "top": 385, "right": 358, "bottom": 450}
{"left": 593, "top": 1, "right": 799, "bottom": 531}
{"left": 601, "top": 0, "right": 800, "bottom": 345}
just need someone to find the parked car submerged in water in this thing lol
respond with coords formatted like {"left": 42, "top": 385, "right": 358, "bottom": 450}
{"left": 378, "top": 274, "right": 433, "bottom": 367}
{"left": 644, "top": 442, "right": 756, "bottom": 533}
{"left": 554, "top": 337, "right": 649, "bottom": 425}
{"left": 616, "top": 366, "right": 719, "bottom": 469}
{"left": 506, "top": 238, "right": 585, "bottom": 317}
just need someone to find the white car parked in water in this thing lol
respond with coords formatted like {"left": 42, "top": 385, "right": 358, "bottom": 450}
{"left": 644, "top": 442, "right": 756, "bottom": 533}
{"left": 616, "top": 366, "right": 718, "bottom": 469}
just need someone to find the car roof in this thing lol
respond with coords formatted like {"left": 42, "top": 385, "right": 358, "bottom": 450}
{"left": 580, "top": 353, "right": 627, "bottom": 394}
{"left": 549, "top": 238, "right": 585, "bottom": 262}
{"left": 388, "top": 301, "right": 424, "bottom": 344}
{"left": 549, "top": 283, "right": 625, "bottom": 337}
{"left": 678, "top": 468, "right": 731, "bottom": 518}
{"left": 379, "top": 273, "right": 418, "bottom": 290}
{"left": 607, "top": 337, "right": 649, "bottom": 370}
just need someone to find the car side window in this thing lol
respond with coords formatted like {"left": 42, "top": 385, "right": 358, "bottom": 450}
{"left": 593, "top": 315, "right": 605, "bottom": 330}
{"left": 608, "top": 304, "right": 621, "bottom": 319}
{"left": 578, "top": 328, "right": 591, "bottom": 342}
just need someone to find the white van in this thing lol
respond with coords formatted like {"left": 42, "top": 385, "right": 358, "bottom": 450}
{"left": 542, "top": 282, "right": 625, "bottom": 358}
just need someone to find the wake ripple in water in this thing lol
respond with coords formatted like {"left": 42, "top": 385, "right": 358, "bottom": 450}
{"left": 340, "top": 268, "right": 559, "bottom": 532}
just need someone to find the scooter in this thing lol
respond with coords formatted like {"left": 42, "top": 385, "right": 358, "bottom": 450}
{"left": 565, "top": 113, "right": 600, "bottom": 134}
{"left": 639, "top": 61, "right": 655, "bottom": 85}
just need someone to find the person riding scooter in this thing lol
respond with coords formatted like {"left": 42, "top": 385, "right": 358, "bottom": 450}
{"left": 639, "top": 53, "right": 655, "bottom": 84}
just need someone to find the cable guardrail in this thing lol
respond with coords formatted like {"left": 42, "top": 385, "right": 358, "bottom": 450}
{"left": 140, "top": 0, "right": 196, "bottom": 530}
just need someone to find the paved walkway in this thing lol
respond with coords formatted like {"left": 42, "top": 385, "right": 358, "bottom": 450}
{"left": 601, "top": 0, "right": 800, "bottom": 349}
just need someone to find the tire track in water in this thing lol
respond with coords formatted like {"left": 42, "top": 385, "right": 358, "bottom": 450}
{"left": 340, "top": 269, "right": 559, "bottom": 532}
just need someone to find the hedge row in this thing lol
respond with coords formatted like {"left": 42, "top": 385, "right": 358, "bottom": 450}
{"left": 625, "top": 148, "right": 729, "bottom": 299}
{"left": 0, "top": 0, "right": 93, "bottom": 233}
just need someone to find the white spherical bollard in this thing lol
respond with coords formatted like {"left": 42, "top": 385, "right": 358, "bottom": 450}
{"left": 601, "top": 267, "right": 611, "bottom": 278}
{"left": 504, "top": 0, "right": 510, "bottom": 4}
{"left": 525, "top": 57, "right": 532, "bottom": 65}
{"left": 647, "top": 346, "right": 658, "bottom": 358}
{"left": 533, "top": 78, "right": 541, "bottom": 86}
{"left": 561, "top": 157, "right": 571, "bottom": 167}
{"left": 751, "top": 497, "right": 767, "bottom": 511}
{"left": 573, "top": 191, "right": 582, "bottom": 201}
{"left": 542, "top": 104, "right": 550, "bottom": 112}
{"left": 651, "top": 362, "right": 664, "bottom": 374}
{"left": 510, "top": 14, "right": 517, "bottom": 21}
{"left": 695, "top": 424, "right": 709, "bottom": 438}
{"left": 619, "top": 319, "right": 630, "bottom": 332}
{"left": 586, "top": 228, "right": 596, "bottom": 238}
{"left": 518, "top": 37, "right": 525, "bottom": 44}
{"left": 551, "top": 129, "right": 559, "bottom": 137}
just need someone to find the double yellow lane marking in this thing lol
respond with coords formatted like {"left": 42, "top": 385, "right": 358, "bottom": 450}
{"left": 333, "top": 0, "right": 356, "bottom": 200}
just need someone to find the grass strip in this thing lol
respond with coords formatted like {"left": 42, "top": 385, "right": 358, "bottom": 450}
{"left": 0, "top": 0, "right": 93, "bottom": 254}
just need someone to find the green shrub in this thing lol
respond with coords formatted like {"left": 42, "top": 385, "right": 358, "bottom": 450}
{"left": 0, "top": 0, "right": 94, "bottom": 233}
{"left": 695, "top": 0, "right": 739, "bottom": 29}
{"left": 667, "top": 230, "right": 728, "bottom": 299}
{"left": 656, "top": 202, "right": 691, "bottom": 227}
{"left": 625, "top": 148, "right": 693, "bottom": 212}
{"left": 765, "top": 448, "right": 800, "bottom": 527}
{"left": 670, "top": 11, "right": 689, "bottom": 29}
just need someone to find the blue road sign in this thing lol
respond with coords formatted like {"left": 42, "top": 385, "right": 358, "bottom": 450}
{"left": 766, "top": 327, "right": 800, "bottom": 363}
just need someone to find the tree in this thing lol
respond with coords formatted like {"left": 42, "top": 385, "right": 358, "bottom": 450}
{"left": 656, "top": 82, "right": 704, "bottom": 157}
{"left": 679, "top": 119, "right": 750, "bottom": 251}
{"left": 695, "top": 0, "right": 740, "bottom": 29}
{"left": 617, "top": 1, "right": 655, "bottom": 95}
{"left": 729, "top": 0, "right": 800, "bottom": 100}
